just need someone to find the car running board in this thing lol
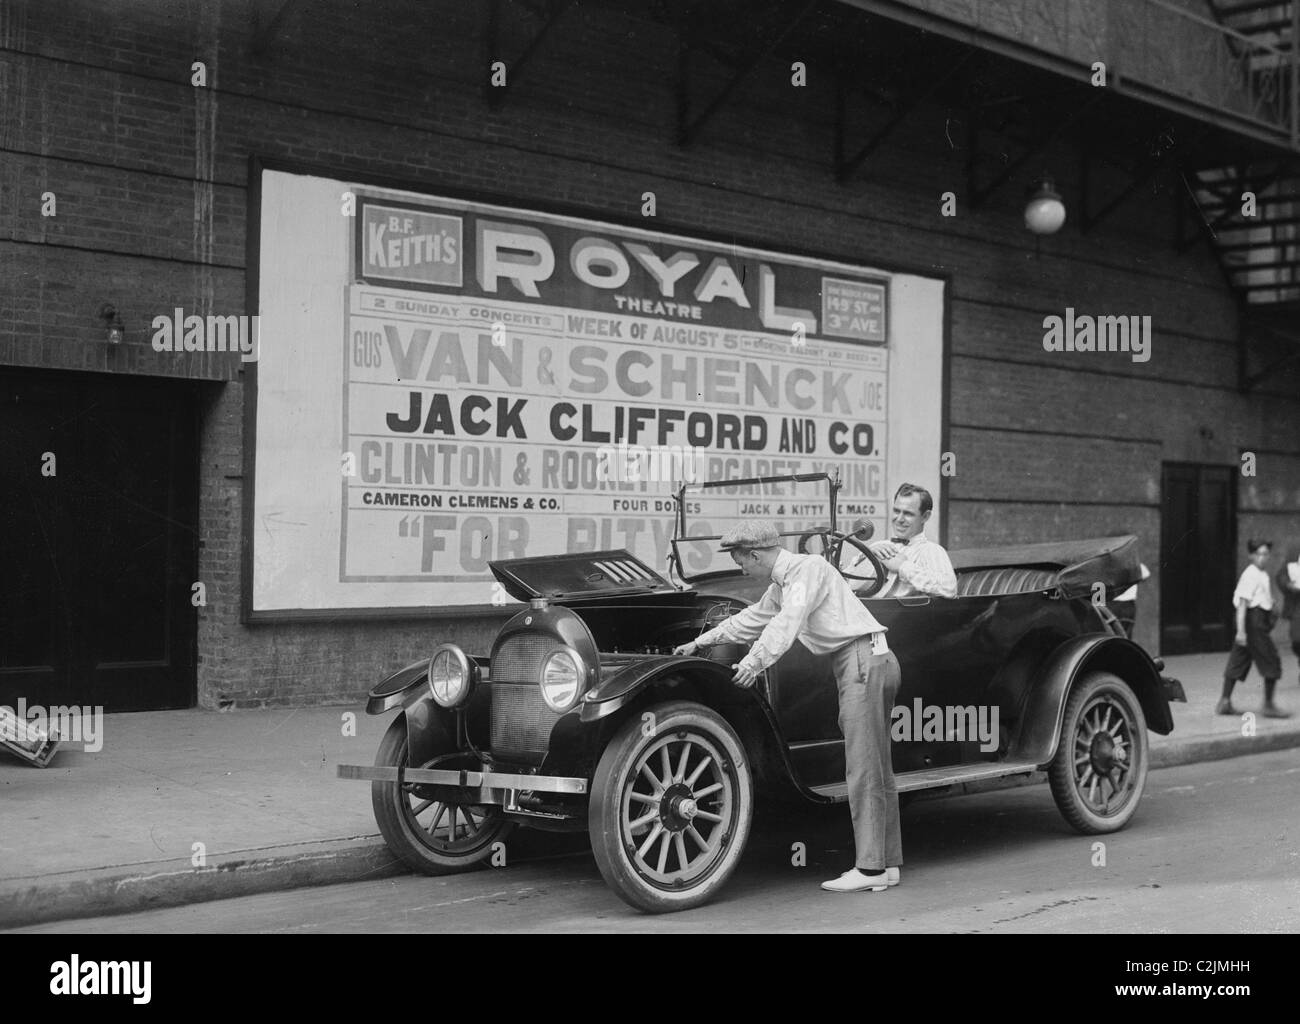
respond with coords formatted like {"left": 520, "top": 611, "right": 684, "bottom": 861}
{"left": 812, "top": 760, "right": 1040, "bottom": 800}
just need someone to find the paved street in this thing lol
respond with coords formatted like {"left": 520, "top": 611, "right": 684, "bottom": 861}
{"left": 15, "top": 750, "right": 1298, "bottom": 934}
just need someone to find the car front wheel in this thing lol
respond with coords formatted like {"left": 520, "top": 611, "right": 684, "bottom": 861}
{"left": 1048, "top": 671, "right": 1149, "bottom": 834}
{"left": 589, "top": 700, "right": 753, "bottom": 913}
{"left": 372, "top": 715, "right": 513, "bottom": 874}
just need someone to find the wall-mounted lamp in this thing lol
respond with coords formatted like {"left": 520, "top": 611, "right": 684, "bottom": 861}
{"left": 1024, "top": 176, "right": 1066, "bottom": 235}
{"left": 98, "top": 304, "right": 125, "bottom": 344}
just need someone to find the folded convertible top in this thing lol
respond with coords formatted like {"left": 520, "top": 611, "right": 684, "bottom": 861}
{"left": 950, "top": 535, "right": 1141, "bottom": 599}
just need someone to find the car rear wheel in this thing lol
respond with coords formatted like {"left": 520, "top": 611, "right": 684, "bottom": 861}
{"left": 589, "top": 701, "right": 753, "bottom": 913}
{"left": 372, "top": 715, "right": 513, "bottom": 874}
{"left": 1048, "top": 671, "right": 1148, "bottom": 834}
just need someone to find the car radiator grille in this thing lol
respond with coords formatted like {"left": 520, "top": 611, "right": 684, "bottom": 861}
{"left": 490, "top": 634, "right": 563, "bottom": 758}
{"left": 492, "top": 634, "right": 554, "bottom": 682}
{"left": 490, "top": 684, "right": 559, "bottom": 758}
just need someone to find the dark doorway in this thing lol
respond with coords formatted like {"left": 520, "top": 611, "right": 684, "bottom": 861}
{"left": 1160, "top": 462, "right": 1236, "bottom": 655}
{"left": 0, "top": 369, "right": 199, "bottom": 712}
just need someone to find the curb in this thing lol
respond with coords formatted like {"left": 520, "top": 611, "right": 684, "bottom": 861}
{"left": 0, "top": 836, "right": 402, "bottom": 931}
{"left": 4, "top": 727, "right": 1300, "bottom": 929}
{"left": 1150, "top": 725, "right": 1300, "bottom": 769}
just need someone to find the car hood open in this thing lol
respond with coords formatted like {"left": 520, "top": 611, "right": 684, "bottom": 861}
{"left": 489, "top": 549, "right": 677, "bottom": 602}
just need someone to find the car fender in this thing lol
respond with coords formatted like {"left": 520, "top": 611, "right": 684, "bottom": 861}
{"left": 364, "top": 657, "right": 488, "bottom": 768}
{"left": 364, "top": 658, "right": 431, "bottom": 715}
{"left": 580, "top": 656, "right": 819, "bottom": 802}
{"left": 399, "top": 693, "right": 461, "bottom": 770}
{"left": 1010, "top": 634, "right": 1173, "bottom": 767}
{"left": 580, "top": 656, "right": 742, "bottom": 722}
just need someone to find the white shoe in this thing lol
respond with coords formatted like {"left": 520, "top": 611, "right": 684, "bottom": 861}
{"left": 886, "top": 866, "right": 900, "bottom": 887}
{"left": 821, "top": 868, "right": 890, "bottom": 893}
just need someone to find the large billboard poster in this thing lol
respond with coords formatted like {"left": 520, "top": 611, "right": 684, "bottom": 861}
{"left": 254, "top": 169, "right": 945, "bottom": 612}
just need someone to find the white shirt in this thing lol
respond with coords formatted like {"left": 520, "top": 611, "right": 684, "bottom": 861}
{"left": 847, "top": 532, "right": 956, "bottom": 598}
{"left": 695, "top": 549, "right": 886, "bottom": 675}
{"left": 1232, "top": 563, "right": 1273, "bottom": 610}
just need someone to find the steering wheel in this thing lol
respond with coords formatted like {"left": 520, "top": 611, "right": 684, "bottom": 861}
{"left": 796, "top": 529, "right": 887, "bottom": 597}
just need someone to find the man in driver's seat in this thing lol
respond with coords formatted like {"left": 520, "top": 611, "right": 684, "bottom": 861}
{"left": 673, "top": 520, "right": 904, "bottom": 894}
{"left": 846, "top": 483, "right": 956, "bottom": 599}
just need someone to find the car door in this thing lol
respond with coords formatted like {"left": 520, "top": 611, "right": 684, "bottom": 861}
{"left": 771, "top": 592, "right": 999, "bottom": 788}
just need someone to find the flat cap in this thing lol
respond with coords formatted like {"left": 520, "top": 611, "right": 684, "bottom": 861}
{"left": 719, "top": 520, "right": 781, "bottom": 551}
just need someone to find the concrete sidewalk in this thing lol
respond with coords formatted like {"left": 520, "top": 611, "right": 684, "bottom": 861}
{"left": 2, "top": 652, "right": 1298, "bottom": 928}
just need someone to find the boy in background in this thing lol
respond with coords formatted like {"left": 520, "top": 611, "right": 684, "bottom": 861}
{"left": 1219, "top": 539, "right": 1289, "bottom": 719}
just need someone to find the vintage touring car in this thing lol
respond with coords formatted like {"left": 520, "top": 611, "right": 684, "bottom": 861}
{"left": 339, "top": 472, "right": 1184, "bottom": 913}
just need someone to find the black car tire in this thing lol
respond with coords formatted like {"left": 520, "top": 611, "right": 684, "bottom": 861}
{"left": 590, "top": 700, "right": 753, "bottom": 913}
{"left": 372, "top": 715, "right": 513, "bottom": 875}
{"left": 1048, "top": 671, "right": 1149, "bottom": 834}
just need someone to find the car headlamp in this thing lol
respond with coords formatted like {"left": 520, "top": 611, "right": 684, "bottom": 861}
{"left": 540, "top": 647, "right": 585, "bottom": 712}
{"left": 428, "top": 644, "right": 474, "bottom": 709}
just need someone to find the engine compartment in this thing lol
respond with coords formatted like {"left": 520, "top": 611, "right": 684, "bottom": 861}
{"left": 566, "top": 593, "right": 746, "bottom": 656}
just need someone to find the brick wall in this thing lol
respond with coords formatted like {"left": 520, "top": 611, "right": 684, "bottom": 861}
{"left": 2, "top": 0, "right": 1298, "bottom": 701}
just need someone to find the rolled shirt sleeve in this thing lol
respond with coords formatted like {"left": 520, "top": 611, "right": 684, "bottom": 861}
{"left": 1232, "top": 565, "right": 1272, "bottom": 609}
{"left": 896, "top": 543, "right": 957, "bottom": 598}
{"left": 695, "top": 574, "right": 814, "bottom": 674}
{"left": 691, "top": 551, "right": 885, "bottom": 677}
{"left": 738, "top": 572, "right": 817, "bottom": 674}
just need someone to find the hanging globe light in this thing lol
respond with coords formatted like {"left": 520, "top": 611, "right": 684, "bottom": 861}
{"left": 1024, "top": 176, "right": 1066, "bottom": 235}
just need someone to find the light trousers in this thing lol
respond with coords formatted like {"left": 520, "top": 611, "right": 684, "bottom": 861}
{"left": 830, "top": 636, "right": 903, "bottom": 871}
